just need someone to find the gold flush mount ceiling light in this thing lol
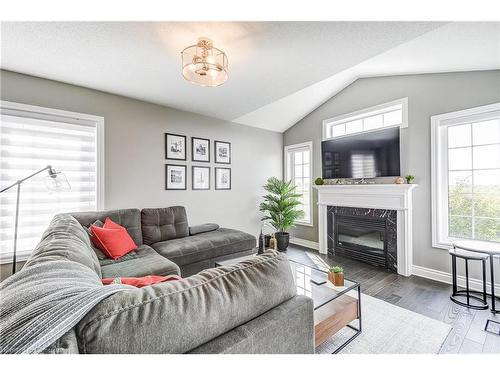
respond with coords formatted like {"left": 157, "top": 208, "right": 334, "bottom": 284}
{"left": 181, "top": 37, "right": 228, "bottom": 87}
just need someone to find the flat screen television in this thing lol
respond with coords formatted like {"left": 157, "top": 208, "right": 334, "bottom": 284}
{"left": 321, "top": 127, "right": 400, "bottom": 179}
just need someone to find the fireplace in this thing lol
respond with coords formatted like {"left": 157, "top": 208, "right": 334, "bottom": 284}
{"left": 327, "top": 206, "right": 397, "bottom": 272}
{"left": 315, "top": 184, "right": 417, "bottom": 276}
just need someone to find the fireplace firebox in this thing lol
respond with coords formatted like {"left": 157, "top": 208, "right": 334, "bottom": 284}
{"left": 327, "top": 206, "right": 397, "bottom": 272}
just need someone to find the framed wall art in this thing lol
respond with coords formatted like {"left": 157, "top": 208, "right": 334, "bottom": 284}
{"left": 165, "top": 133, "right": 186, "bottom": 160}
{"left": 165, "top": 164, "right": 187, "bottom": 190}
{"left": 192, "top": 166, "right": 210, "bottom": 190}
{"left": 192, "top": 137, "right": 210, "bottom": 162}
{"left": 215, "top": 167, "right": 231, "bottom": 190}
{"left": 214, "top": 140, "right": 231, "bottom": 164}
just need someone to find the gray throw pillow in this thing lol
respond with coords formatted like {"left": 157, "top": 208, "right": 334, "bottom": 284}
{"left": 189, "top": 223, "right": 220, "bottom": 235}
{"left": 84, "top": 220, "right": 107, "bottom": 260}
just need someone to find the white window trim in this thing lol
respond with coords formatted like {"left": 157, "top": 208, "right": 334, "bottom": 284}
{"left": 0, "top": 100, "right": 105, "bottom": 263}
{"left": 322, "top": 97, "right": 408, "bottom": 141}
{"left": 431, "top": 102, "right": 500, "bottom": 250}
{"left": 284, "top": 141, "right": 313, "bottom": 227}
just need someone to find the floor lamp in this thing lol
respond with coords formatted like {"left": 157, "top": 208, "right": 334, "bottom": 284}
{"left": 0, "top": 165, "right": 70, "bottom": 274}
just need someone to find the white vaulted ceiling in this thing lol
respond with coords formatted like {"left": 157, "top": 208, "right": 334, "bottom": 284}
{"left": 1, "top": 21, "right": 499, "bottom": 132}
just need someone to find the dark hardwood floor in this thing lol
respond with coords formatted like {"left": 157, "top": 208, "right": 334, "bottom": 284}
{"left": 286, "top": 244, "right": 500, "bottom": 354}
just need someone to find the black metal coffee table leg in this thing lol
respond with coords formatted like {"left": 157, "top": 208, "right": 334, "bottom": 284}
{"left": 332, "top": 284, "right": 362, "bottom": 354}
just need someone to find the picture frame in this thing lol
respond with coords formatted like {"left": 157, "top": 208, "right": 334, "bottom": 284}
{"left": 192, "top": 166, "right": 210, "bottom": 190}
{"left": 165, "top": 133, "right": 186, "bottom": 160}
{"left": 191, "top": 137, "right": 210, "bottom": 162}
{"left": 215, "top": 167, "right": 231, "bottom": 190}
{"left": 165, "top": 164, "right": 187, "bottom": 190}
{"left": 214, "top": 140, "right": 231, "bottom": 164}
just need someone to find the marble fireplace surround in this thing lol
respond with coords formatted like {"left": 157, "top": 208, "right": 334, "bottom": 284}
{"left": 314, "top": 184, "right": 418, "bottom": 276}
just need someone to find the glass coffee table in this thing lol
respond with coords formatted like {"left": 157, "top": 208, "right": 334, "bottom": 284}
{"left": 288, "top": 259, "right": 362, "bottom": 353}
{"left": 215, "top": 255, "right": 362, "bottom": 353}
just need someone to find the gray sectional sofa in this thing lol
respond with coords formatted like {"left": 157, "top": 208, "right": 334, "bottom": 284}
{"left": 71, "top": 206, "right": 258, "bottom": 277}
{"left": 26, "top": 206, "right": 314, "bottom": 354}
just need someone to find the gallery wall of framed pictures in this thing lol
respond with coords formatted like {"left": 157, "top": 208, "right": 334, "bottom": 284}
{"left": 165, "top": 133, "right": 231, "bottom": 191}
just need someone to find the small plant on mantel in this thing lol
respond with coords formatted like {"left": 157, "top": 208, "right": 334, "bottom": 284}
{"left": 405, "top": 174, "right": 415, "bottom": 184}
{"left": 314, "top": 177, "right": 324, "bottom": 186}
{"left": 328, "top": 266, "right": 345, "bottom": 287}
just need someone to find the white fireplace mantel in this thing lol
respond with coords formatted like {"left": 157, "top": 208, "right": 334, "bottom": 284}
{"left": 314, "top": 184, "right": 418, "bottom": 276}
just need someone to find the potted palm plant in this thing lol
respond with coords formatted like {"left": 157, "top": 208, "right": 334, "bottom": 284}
{"left": 259, "top": 177, "right": 304, "bottom": 252}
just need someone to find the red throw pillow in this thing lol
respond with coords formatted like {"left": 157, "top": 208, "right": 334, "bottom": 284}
{"left": 102, "top": 275, "right": 182, "bottom": 287}
{"left": 90, "top": 225, "right": 137, "bottom": 259}
{"left": 103, "top": 217, "right": 124, "bottom": 230}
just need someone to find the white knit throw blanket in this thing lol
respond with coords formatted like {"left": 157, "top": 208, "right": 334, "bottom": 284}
{"left": 0, "top": 260, "right": 131, "bottom": 354}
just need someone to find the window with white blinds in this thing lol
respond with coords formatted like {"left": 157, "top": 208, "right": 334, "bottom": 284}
{"left": 0, "top": 102, "right": 104, "bottom": 262}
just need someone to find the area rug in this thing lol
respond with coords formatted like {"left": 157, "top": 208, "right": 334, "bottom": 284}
{"left": 316, "top": 293, "right": 452, "bottom": 354}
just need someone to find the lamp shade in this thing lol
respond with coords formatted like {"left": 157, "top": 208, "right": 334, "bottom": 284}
{"left": 181, "top": 38, "right": 228, "bottom": 87}
{"left": 44, "top": 172, "right": 71, "bottom": 192}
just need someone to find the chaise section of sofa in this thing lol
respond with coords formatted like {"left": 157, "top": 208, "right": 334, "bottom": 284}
{"left": 141, "top": 206, "right": 257, "bottom": 276}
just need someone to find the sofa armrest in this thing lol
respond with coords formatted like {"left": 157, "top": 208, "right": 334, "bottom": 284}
{"left": 189, "top": 223, "right": 219, "bottom": 235}
{"left": 75, "top": 251, "right": 298, "bottom": 354}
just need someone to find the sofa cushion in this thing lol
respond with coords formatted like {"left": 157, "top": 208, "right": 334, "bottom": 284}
{"left": 75, "top": 251, "right": 297, "bottom": 353}
{"left": 151, "top": 228, "right": 256, "bottom": 266}
{"left": 69, "top": 209, "right": 143, "bottom": 246}
{"left": 24, "top": 214, "right": 102, "bottom": 277}
{"left": 141, "top": 206, "right": 189, "bottom": 245}
{"left": 100, "top": 245, "right": 180, "bottom": 278}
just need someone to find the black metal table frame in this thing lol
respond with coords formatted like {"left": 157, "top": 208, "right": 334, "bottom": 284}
{"left": 289, "top": 259, "right": 362, "bottom": 353}
{"left": 488, "top": 256, "right": 500, "bottom": 314}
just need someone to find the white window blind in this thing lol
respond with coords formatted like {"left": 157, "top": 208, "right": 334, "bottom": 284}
{"left": 285, "top": 142, "right": 312, "bottom": 226}
{"left": 0, "top": 103, "right": 103, "bottom": 262}
{"left": 323, "top": 98, "right": 408, "bottom": 140}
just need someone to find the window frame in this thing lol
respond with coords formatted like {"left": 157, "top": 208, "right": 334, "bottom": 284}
{"left": 431, "top": 102, "right": 500, "bottom": 249}
{"left": 284, "top": 141, "right": 313, "bottom": 227}
{"left": 322, "top": 97, "right": 408, "bottom": 141}
{"left": 0, "top": 100, "right": 105, "bottom": 263}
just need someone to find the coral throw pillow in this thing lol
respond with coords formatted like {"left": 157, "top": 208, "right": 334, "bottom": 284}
{"left": 102, "top": 275, "right": 182, "bottom": 287}
{"left": 90, "top": 219, "right": 137, "bottom": 259}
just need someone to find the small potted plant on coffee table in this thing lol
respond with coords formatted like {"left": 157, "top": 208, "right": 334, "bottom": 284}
{"left": 328, "top": 266, "right": 344, "bottom": 286}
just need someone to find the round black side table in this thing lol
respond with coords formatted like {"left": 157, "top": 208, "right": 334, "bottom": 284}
{"left": 449, "top": 246, "right": 489, "bottom": 310}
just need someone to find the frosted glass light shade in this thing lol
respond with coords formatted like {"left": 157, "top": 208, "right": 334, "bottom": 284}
{"left": 45, "top": 172, "right": 71, "bottom": 192}
{"left": 181, "top": 38, "right": 228, "bottom": 87}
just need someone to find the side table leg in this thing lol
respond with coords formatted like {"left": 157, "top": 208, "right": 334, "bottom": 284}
{"left": 491, "top": 256, "right": 499, "bottom": 314}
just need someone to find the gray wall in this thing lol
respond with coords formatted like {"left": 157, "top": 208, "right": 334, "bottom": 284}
{"left": 284, "top": 70, "right": 500, "bottom": 275}
{"left": 0, "top": 70, "right": 282, "bottom": 278}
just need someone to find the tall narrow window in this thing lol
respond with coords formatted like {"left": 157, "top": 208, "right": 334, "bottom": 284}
{"left": 432, "top": 103, "right": 500, "bottom": 248}
{"left": 285, "top": 142, "right": 312, "bottom": 226}
{"left": 0, "top": 101, "right": 104, "bottom": 262}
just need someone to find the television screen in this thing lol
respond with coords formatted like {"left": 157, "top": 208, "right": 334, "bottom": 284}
{"left": 321, "top": 127, "right": 400, "bottom": 179}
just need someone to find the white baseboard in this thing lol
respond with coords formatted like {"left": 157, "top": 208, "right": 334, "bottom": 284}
{"left": 289, "top": 237, "right": 319, "bottom": 251}
{"left": 412, "top": 264, "right": 500, "bottom": 295}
